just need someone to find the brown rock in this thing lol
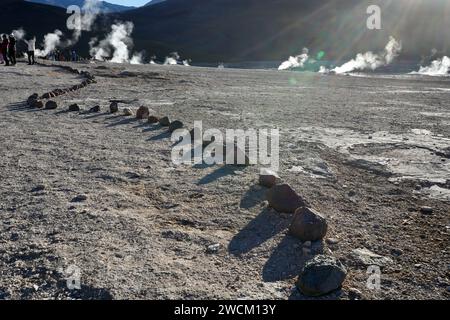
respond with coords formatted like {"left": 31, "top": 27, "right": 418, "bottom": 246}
{"left": 31, "top": 100, "right": 44, "bottom": 108}
{"left": 289, "top": 207, "right": 328, "bottom": 241}
{"left": 148, "top": 115, "right": 159, "bottom": 124}
{"left": 136, "top": 106, "right": 150, "bottom": 119}
{"left": 259, "top": 169, "right": 280, "bottom": 188}
{"left": 266, "top": 184, "right": 305, "bottom": 213}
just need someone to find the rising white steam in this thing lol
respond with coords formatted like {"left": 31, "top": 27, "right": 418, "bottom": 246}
{"left": 278, "top": 48, "right": 309, "bottom": 70}
{"left": 68, "top": 0, "right": 101, "bottom": 44}
{"left": 412, "top": 56, "right": 450, "bottom": 76}
{"left": 333, "top": 36, "right": 402, "bottom": 74}
{"left": 90, "top": 22, "right": 141, "bottom": 64}
{"left": 318, "top": 66, "right": 330, "bottom": 74}
{"left": 130, "top": 52, "right": 144, "bottom": 65}
{"left": 35, "top": 30, "right": 63, "bottom": 57}
{"left": 164, "top": 52, "right": 180, "bottom": 65}
{"left": 11, "top": 28, "right": 26, "bottom": 40}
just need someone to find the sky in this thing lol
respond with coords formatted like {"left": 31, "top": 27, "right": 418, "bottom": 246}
{"left": 106, "top": 0, "right": 150, "bottom": 7}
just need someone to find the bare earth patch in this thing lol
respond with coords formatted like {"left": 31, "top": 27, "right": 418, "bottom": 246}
{"left": 0, "top": 61, "right": 448, "bottom": 300}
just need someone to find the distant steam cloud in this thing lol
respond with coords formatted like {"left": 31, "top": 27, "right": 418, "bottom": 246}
{"left": 89, "top": 22, "right": 143, "bottom": 64}
{"left": 278, "top": 48, "right": 309, "bottom": 70}
{"left": 164, "top": 52, "right": 180, "bottom": 65}
{"left": 11, "top": 28, "right": 26, "bottom": 40}
{"left": 35, "top": 30, "right": 63, "bottom": 57}
{"left": 31, "top": 1, "right": 102, "bottom": 58}
{"left": 332, "top": 36, "right": 402, "bottom": 74}
{"left": 68, "top": 0, "right": 101, "bottom": 43}
{"left": 130, "top": 52, "right": 144, "bottom": 65}
{"left": 412, "top": 56, "right": 450, "bottom": 76}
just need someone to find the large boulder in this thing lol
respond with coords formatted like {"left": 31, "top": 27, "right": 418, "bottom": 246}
{"left": 266, "top": 184, "right": 305, "bottom": 213}
{"left": 109, "top": 102, "right": 119, "bottom": 113}
{"left": 296, "top": 255, "right": 347, "bottom": 297}
{"left": 45, "top": 100, "right": 57, "bottom": 110}
{"left": 289, "top": 207, "right": 328, "bottom": 241}
{"left": 136, "top": 106, "right": 150, "bottom": 119}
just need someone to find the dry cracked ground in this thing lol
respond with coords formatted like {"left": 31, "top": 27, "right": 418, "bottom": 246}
{"left": 0, "top": 61, "right": 449, "bottom": 300}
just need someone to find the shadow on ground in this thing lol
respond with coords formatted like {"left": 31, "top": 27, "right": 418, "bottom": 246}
{"left": 228, "top": 207, "right": 291, "bottom": 255}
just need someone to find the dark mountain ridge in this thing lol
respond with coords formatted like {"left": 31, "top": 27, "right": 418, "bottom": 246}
{"left": 1, "top": 0, "right": 449, "bottom": 63}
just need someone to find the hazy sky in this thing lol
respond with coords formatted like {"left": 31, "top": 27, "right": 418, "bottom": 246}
{"left": 106, "top": 0, "right": 150, "bottom": 6}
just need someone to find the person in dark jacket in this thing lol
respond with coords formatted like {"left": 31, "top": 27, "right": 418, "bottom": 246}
{"left": 8, "top": 34, "right": 16, "bottom": 65}
{"left": 1, "top": 34, "right": 9, "bottom": 66}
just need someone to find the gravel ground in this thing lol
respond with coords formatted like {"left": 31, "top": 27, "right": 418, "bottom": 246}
{"left": 0, "top": 60, "right": 448, "bottom": 300}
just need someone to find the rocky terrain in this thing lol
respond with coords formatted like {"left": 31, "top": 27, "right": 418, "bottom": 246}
{"left": 0, "top": 60, "right": 449, "bottom": 300}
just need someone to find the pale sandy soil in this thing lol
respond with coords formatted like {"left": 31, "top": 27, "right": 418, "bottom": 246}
{"left": 0, "top": 60, "right": 448, "bottom": 300}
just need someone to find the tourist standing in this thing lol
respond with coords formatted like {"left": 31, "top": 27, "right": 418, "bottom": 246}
{"left": 24, "top": 37, "right": 36, "bottom": 65}
{"left": 8, "top": 34, "right": 16, "bottom": 65}
{"left": 1, "top": 34, "right": 9, "bottom": 66}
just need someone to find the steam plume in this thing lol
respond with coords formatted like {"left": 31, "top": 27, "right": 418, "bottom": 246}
{"left": 164, "top": 52, "right": 180, "bottom": 65}
{"left": 35, "top": 30, "right": 63, "bottom": 57}
{"left": 90, "top": 22, "right": 142, "bottom": 64}
{"left": 412, "top": 56, "right": 450, "bottom": 76}
{"left": 69, "top": 0, "right": 101, "bottom": 43}
{"left": 278, "top": 48, "right": 309, "bottom": 70}
{"left": 332, "top": 36, "right": 402, "bottom": 74}
{"left": 12, "top": 28, "right": 26, "bottom": 40}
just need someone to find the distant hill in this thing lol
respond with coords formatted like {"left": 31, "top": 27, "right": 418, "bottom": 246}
{"left": 27, "top": 0, "right": 134, "bottom": 12}
{"left": 145, "top": 0, "right": 166, "bottom": 6}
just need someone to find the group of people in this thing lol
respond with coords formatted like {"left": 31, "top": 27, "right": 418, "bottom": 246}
{"left": 47, "top": 49, "right": 79, "bottom": 62}
{"left": 0, "top": 34, "right": 17, "bottom": 66}
{"left": 0, "top": 33, "right": 37, "bottom": 66}
{"left": 0, "top": 32, "right": 82, "bottom": 66}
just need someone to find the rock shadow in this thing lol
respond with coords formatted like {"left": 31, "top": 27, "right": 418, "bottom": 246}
{"left": 240, "top": 184, "right": 267, "bottom": 209}
{"left": 228, "top": 207, "right": 291, "bottom": 255}
{"left": 147, "top": 131, "right": 171, "bottom": 141}
{"left": 197, "top": 165, "right": 240, "bottom": 185}
{"left": 106, "top": 117, "right": 136, "bottom": 127}
{"left": 262, "top": 234, "right": 308, "bottom": 282}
